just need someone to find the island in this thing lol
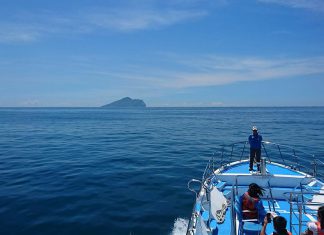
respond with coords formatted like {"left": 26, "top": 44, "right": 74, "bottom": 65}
{"left": 101, "top": 97, "right": 146, "bottom": 108}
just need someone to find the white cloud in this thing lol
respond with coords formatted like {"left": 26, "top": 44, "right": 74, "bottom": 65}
{"left": 0, "top": 15, "right": 79, "bottom": 43}
{"left": 109, "top": 55, "right": 324, "bottom": 89}
{"left": 0, "top": 4, "right": 207, "bottom": 43}
{"left": 86, "top": 8, "right": 206, "bottom": 31}
{"left": 59, "top": 54, "right": 324, "bottom": 89}
{"left": 258, "top": 0, "right": 324, "bottom": 12}
{"left": 0, "top": 23, "right": 41, "bottom": 43}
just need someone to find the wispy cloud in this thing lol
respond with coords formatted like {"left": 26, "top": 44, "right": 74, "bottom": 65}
{"left": 0, "top": 4, "right": 207, "bottom": 43}
{"left": 1, "top": 53, "right": 323, "bottom": 106}
{"left": 0, "top": 13, "right": 81, "bottom": 43}
{"left": 86, "top": 8, "right": 206, "bottom": 31}
{"left": 258, "top": 0, "right": 324, "bottom": 12}
{"left": 104, "top": 55, "right": 324, "bottom": 89}
{"left": 3, "top": 52, "right": 323, "bottom": 90}
{"left": 0, "top": 23, "right": 41, "bottom": 43}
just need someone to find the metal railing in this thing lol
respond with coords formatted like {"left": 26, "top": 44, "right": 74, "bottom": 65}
{"left": 187, "top": 141, "right": 324, "bottom": 234}
{"left": 211, "top": 141, "right": 324, "bottom": 182}
{"left": 284, "top": 192, "right": 324, "bottom": 235}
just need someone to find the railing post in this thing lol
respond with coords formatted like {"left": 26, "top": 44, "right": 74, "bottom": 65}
{"left": 289, "top": 193, "right": 293, "bottom": 233}
{"left": 298, "top": 202, "right": 302, "bottom": 235}
{"left": 277, "top": 145, "right": 285, "bottom": 164}
{"left": 212, "top": 153, "right": 215, "bottom": 173}
{"left": 313, "top": 156, "right": 317, "bottom": 178}
{"left": 231, "top": 186, "right": 237, "bottom": 235}
{"left": 240, "top": 142, "right": 246, "bottom": 161}
{"left": 230, "top": 144, "right": 234, "bottom": 162}
{"left": 260, "top": 157, "right": 267, "bottom": 175}
{"left": 262, "top": 142, "right": 271, "bottom": 163}
{"left": 221, "top": 146, "right": 224, "bottom": 165}
{"left": 293, "top": 149, "right": 299, "bottom": 170}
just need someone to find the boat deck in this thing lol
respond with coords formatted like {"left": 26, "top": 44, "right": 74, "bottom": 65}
{"left": 189, "top": 161, "right": 323, "bottom": 235}
{"left": 222, "top": 161, "right": 304, "bottom": 176}
{"left": 213, "top": 198, "right": 313, "bottom": 234}
{"left": 187, "top": 141, "right": 324, "bottom": 235}
{"left": 217, "top": 161, "right": 323, "bottom": 235}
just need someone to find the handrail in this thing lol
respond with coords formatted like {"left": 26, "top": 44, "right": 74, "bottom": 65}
{"left": 188, "top": 179, "right": 202, "bottom": 199}
{"left": 202, "top": 159, "right": 215, "bottom": 182}
{"left": 267, "top": 181, "right": 276, "bottom": 212}
{"left": 211, "top": 141, "right": 323, "bottom": 182}
{"left": 186, "top": 179, "right": 204, "bottom": 235}
{"left": 283, "top": 191, "right": 324, "bottom": 235}
{"left": 187, "top": 141, "right": 323, "bottom": 235}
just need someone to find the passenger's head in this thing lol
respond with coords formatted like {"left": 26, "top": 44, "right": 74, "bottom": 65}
{"left": 252, "top": 126, "right": 258, "bottom": 135}
{"left": 273, "top": 216, "right": 287, "bottom": 234}
{"left": 318, "top": 205, "right": 324, "bottom": 228}
{"left": 248, "top": 183, "right": 264, "bottom": 198}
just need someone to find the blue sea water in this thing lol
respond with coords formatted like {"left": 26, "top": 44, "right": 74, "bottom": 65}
{"left": 0, "top": 107, "right": 324, "bottom": 235}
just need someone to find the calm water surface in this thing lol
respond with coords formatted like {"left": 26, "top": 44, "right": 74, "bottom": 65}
{"left": 0, "top": 107, "right": 324, "bottom": 235}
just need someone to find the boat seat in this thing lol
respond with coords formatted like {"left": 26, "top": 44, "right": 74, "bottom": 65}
{"left": 213, "top": 180, "right": 226, "bottom": 190}
{"left": 195, "top": 199, "right": 220, "bottom": 233}
{"left": 201, "top": 210, "right": 209, "bottom": 221}
{"left": 235, "top": 198, "right": 263, "bottom": 235}
{"left": 222, "top": 189, "right": 231, "bottom": 198}
{"left": 199, "top": 208, "right": 219, "bottom": 232}
{"left": 304, "top": 184, "right": 322, "bottom": 192}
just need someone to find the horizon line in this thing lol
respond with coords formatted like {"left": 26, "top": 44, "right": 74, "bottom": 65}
{"left": 0, "top": 105, "right": 324, "bottom": 108}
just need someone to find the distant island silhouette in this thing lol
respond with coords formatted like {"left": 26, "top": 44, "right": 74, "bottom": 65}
{"left": 101, "top": 97, "right": 146, "bottom": 108}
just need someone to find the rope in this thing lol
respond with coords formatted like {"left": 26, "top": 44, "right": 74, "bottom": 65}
{"left": 215, "top": 202, "right": 228, "bottom": 224}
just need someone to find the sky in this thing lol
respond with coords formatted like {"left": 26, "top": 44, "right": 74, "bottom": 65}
{"left": 1, "top": 0, "right": 324, "bottom": 107}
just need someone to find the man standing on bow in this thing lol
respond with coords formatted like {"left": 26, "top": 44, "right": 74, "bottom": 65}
{"left": 249, "top": 126, "right": 262, "bottom": 171}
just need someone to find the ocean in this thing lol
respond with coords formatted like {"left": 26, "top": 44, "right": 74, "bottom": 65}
{"left": 0, "top": 107, "right": 323, "bottom": 235}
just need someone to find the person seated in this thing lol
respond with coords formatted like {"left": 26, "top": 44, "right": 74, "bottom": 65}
{"left": 303, "top": 205, "right": 324, "bottom": 235}
{"left": 261, "top": 215, "right": 292, "bottom": 235}
{"left": 239, "top": 183, "right": 267, "bottom": 221}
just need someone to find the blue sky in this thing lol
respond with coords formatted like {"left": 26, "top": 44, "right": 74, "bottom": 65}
{"left": 1, "top": 0, "right": 324, "bottom": 107}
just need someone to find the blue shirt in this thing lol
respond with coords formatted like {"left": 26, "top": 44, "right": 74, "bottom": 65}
{"left": 249, "top": 134, "right": 262, "bottom": 149}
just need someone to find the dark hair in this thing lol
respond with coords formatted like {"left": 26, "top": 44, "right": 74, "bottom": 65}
{"left": 319, "top": 205, "right": 324, "bottom": 229}
{"left": 273, "top": 216, "right": 288, "bottom": 235}
{"left": 248, "top": 183, "right": 264, "bottom": 198}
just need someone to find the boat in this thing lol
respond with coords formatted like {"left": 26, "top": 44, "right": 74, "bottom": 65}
{"left": 186, "top": 141, "right": 324, "bottom": 235}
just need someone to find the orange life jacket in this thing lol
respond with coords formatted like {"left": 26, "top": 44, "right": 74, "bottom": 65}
{"left": 316, "top": 221, "right": 324, "bottom": 235}
{"left": 242, "top": 192, "right": 259, "bottom": 219}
